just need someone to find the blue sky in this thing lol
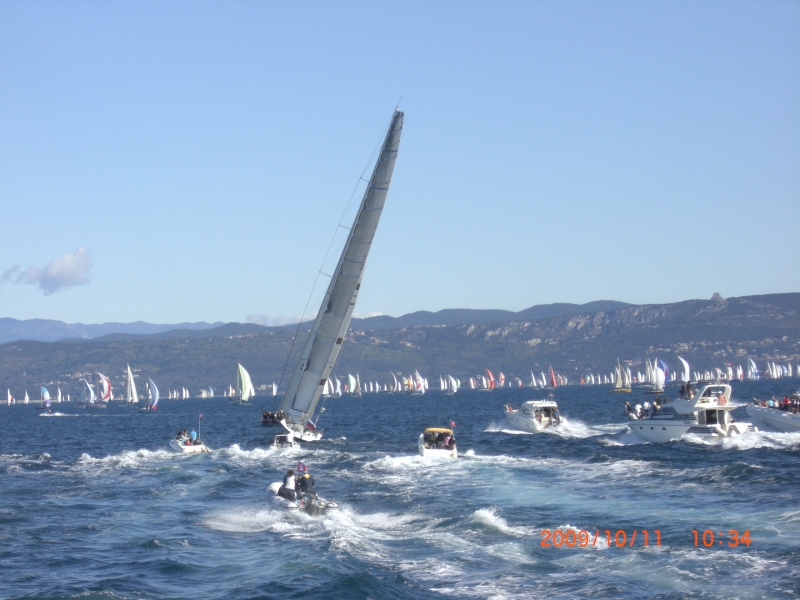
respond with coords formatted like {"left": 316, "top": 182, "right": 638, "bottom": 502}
{"left": 1, "top": 1, "right": 798, "bottom": 325}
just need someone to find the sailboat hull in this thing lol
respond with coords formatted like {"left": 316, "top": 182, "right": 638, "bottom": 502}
{"left": 281, "top": 420, "right": 322, "bottom": 442}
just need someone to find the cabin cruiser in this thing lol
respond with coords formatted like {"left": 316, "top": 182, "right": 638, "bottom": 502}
{"left": 746, "top": 396, "right": 800, "bottom": 432}
{"left": 504, "top": 400, "right": 561, "bottom": 432}
{"left": 169, "top": 430, "right": 209, "bottom": 454}
{"left": 418, "top": 428, "right": 457, "bottom": 458}
{"left": 628, "top": 383, "right": 756, "bottom": 442}
{"left": 272, "top": 432, "right": 298, "bottom": 449}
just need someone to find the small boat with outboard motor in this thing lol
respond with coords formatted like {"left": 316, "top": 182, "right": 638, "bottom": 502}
{"left": 418, "top": 427, "right": 457, "bottom": 458}
{"left": 169, "top": 415, "right": 209, "bottom": 453}
{"left": 169, "top": 430, "right": 210, "bottom": 454}
{"left": 503, "top": 399, "right": 562, "bottom": 432}
{"left": 627, "top": 382, "right": 756, "bottom": 442}
{"left": 745, "top": 394, "right": 800, "bottom": 432}
{"left": 268, "top": 464, "right": 338, "bottom": 515}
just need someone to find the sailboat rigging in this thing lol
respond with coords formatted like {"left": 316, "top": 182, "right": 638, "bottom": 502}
{"left": 277, "top": 110, "right": 404, "bottom": 441}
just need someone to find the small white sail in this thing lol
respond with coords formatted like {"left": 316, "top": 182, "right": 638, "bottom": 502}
{"left": 148, "top": 379, "right": 160, "bottom": 408}
{"left": 448, "top": 375, "right": 458, "bottom": 394}
{"left": 127, "top": 364, "right": 139, "bottom": 404}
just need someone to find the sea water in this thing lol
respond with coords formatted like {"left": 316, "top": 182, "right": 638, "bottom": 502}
{"left": 1, "top": 380, "right": 798, "bottom": 599}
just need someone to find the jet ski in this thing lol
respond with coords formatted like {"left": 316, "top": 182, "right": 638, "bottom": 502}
{"left": 267, "top": 482, "right": 339, "bottom": 515}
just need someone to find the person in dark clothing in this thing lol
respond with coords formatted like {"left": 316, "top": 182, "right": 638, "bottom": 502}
{"left": 296, "top": 471, "right": 316, "bottom": 497}
{"left": 679, "top": 385, "right": 686, "bottom": 398}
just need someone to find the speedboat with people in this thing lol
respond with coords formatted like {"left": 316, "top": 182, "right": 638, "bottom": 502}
{"left": 169, "top": 429, "right": 210, "bottom": 454}
{"left": 746, "top": 394, "right": 800, "bottom": 432}
{"left": 268, "top": 463, "right": 338, "bottom": 515}
{"left": 418, "top": 427, "right": 457, "bottom": 458}
{"left": 503, "top": 399, "right": 561, "bottom": 432}
{"left": 627, "top": 383, "right": 756, "bottom": 442}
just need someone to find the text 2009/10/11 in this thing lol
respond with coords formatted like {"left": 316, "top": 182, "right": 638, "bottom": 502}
{"left": 540, "top": 529, "right": 752, "bottom": 548}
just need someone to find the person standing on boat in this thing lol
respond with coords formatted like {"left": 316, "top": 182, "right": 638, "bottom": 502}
{"left": 280, "top": 469, "right": 296, "bottom": 500}
{"left": 296, "top": 470, "right": 315, "bottom": 497}
{"left": 190, "top": 430, "right": 197, "bottom": 444}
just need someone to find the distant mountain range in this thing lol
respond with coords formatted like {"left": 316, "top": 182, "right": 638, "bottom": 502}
{"left": 0, "top": 318, "right": 224, "bottom": 344}
{"left": 1, "top": 293, "right": 797, "bottom": 394}
{"left": 0, "top": 300, "right": 632, "bottom": 343}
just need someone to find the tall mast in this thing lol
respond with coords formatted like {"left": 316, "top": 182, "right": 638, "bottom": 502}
{"left": 279, "top": 111, "right": 404, "bottom": 428}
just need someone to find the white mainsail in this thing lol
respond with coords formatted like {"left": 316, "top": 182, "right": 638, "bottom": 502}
{"left": 237, "top": 363, "right": 254, "bottom": 401}
{"left": 83, "top": 379, "right": 96, "bottom": 404}
{"left": 277, "top": 111, "right": 403, "bottom": 440}
{"left": 127, "top": 364, "right": 139, "bottom": 404}
{"left": 148, "top": 379, "right": 159, "bottom": 409}
{"left": 448, "top": 375, "right": 458, "bottom": 394}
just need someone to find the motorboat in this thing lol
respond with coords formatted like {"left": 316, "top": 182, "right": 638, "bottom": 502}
{"left": 267, "top": 482, "right": 339, "bottom": 515}
{"left": 628, "top": 383, "right": 756, "bottom": 442}
{"left": 504, "top": 400, "right": 561, "bottom": 432}
{"left": 746, "top": 398, "right": 800, "bottom": 432}
{"left": 169, "top": 438, "right": 209, "bottom": 454}
{"left": 418, "top": 427, "right": 457, "bottom": 458}
{"left": 272, "top": 432, "right": 298, "bottom": 449}
{"left": 169, "top": 431, "right": 209, "bottom": 454}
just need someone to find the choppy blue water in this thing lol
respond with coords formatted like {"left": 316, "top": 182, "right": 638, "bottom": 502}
{"left": 1, "top": 380, "right": 799, "bottom": 599}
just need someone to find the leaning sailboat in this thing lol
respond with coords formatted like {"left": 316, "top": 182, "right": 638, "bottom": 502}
{"left": 277, "top": 110, "right": 404, "bottom": 442}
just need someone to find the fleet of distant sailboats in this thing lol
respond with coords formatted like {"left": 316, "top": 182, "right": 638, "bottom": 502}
{"left": 5, "top": 355, "right": 799, "bottom": 408}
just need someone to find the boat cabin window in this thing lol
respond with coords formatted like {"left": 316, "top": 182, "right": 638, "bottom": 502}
{"left": 704, "top": 410, "right": 718, "bottom": 425}
{"left": 652, "top": 406, "right": 677, "bottom": 419}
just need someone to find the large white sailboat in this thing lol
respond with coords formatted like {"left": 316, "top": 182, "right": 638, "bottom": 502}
{"left": 277, "top": 110, "right": 404, "bottom": 442}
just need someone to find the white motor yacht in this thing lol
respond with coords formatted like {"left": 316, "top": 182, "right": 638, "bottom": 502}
{"left": 504, "top": 400, "right": 561, "bottom": 432}
{"left": 629, "top": 383, "right": 756, "bottom": 442}
{"left": 418, "top": 427, "right": 457, "bottom": 458}
{"left": 746, "top": 399, "right": 800, "bottom": 432}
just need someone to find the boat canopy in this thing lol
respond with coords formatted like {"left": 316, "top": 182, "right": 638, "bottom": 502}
{"left": 423, "top": 427, "right": 453, "bottom": 435}
{"left": 523, "top": 400, "right": 558, "bottom": 409}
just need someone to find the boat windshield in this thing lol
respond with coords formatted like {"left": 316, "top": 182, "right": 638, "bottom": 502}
{"left": 421, "top": 429, "right": 456, "bottom": 450}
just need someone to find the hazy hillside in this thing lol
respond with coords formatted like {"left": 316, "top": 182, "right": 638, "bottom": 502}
{"left": 1, "top": 293, "right": 797, "bottom": 396}
{"left": 0, "top": 318, "right": 224, "bottom": 344}
{"left": 0, "top": 300, "right": 632, "bottom": 343}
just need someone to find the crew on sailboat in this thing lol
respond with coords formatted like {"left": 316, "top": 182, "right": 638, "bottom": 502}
{"left": 261, "top": 410, "right": 285, "bottom": 427}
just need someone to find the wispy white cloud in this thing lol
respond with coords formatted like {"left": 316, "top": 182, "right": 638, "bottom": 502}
{"left": 2, "top": 247, "right": 92, "bottom": 295}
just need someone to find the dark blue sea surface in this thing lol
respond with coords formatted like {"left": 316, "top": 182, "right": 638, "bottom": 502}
{"left": 1, "top": 380, "right": 799, "bottom": 599}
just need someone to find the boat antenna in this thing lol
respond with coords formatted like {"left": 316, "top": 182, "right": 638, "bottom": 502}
{"left": 271, "top": 116, "right": 394, "bottom": 412}
{"left": 198, "top": 413, "right": 203, "bottom": 440}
